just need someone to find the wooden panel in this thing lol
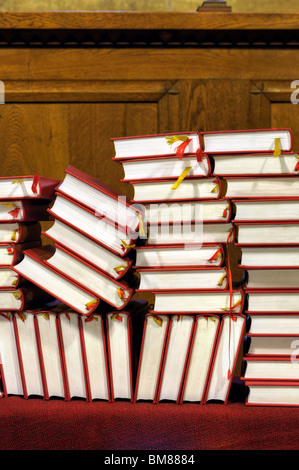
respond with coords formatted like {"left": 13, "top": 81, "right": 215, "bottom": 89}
{"left": 1, "top": 49, "right": 299, "bottom": 82}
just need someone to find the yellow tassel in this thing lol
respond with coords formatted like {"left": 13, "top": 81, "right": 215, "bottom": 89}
{"left": 111, "top": 313, "right": 122, "bottom": 321}
{"left": 121, "top": 240, "right": 136, "bottom": 249}
{"left": 171, "top": 166, "right": 191, "bottom": 190}
{"left": 221, "top": 300, "right": 242, "bottom": 311}
{"left": 165, "top": 135, "right": 189, "bottom": 146}
{"left": 211, "top": 184, "right": 219, "bottom": 194}
{"left": 0, "top": 203, "right": 16, "bottom": 208}
{"left": 273, "top": 138, "right": 281, "bottom": 157}
{"left": 13, "top": 291, "right": 22, "bottom": 299}
{"left": 85, "top": 299, "right": 97, "bottom": 310}
{"left": 114, "top": 265, "right": 127, "bottom": 273}
{"left": 12, "top": 279, "right": 18, "bottom": 286}
{"left": 42, "top": 313, "right": 50, "bottom": 320}
{"left": 136, "top": 212, "right": 145, "bottom": 237}
{"left": 12, "top": 179, "right": 24, "bottom": 184}
{"left": 152, "top": 315, "right": 163, "bottom": 327}
{"left": 218, "top": 274, "right": 227, "bottom": 287}
{"left": 18, "top": 312, "right": 26, "bottom": 321}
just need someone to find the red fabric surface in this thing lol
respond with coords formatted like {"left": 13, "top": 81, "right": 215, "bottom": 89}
{"left": 0, "top": 395, "right": 298, "bottom": 450}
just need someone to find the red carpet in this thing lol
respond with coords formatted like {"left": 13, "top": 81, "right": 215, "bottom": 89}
{"left": 0, "top": 396, "right": 298, "bottom": 450}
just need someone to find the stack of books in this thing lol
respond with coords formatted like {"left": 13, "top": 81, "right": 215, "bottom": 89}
{"left": 211, "top": 127, "right": 299, "bottom": 406}
{"left": 3, "top": 165, "right": 147, "bottom": 401}
{"left": 0, "top": 174, "right": 60, "bottom": 314}
{"left": 111, "top": 131, "right": 247, "bottom": 404}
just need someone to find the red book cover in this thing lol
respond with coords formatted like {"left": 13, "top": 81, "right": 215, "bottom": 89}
{"left": 0, "top": 222, "right": 41, "bottom": 245}
{"left": 0, "top": 175, "right": 60, "bottom": 200}
{"left": 0, "top": 200, "right": 52, "bottom": 222}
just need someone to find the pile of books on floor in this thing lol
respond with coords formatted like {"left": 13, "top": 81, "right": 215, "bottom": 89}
{"left": 0, "top": 166, "right": 148, "bottom": 402}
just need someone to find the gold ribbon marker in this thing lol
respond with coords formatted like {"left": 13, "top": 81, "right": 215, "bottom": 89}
{"left": 165, "top": 135, "right": 189, "bottom": 146}
{"left": 0, "top": 312, "right": 11, "bottom": 321}
{"left": 13, "top": 291, "right": 22, "bottom": 300}
{"left": 12, "top": 179, "right": 24, "bottom": 184}
{"left": 114, "top": 265, "right": 127, "bottom": 274}
{"left": 117, "top": 288, "right": 129, "bottom": 303}
{"left": 111, "top": 313, "right": 123, "bottom": 322}
{"left": 85, "top": 299, "right": 97, "bottom": 311}
{"left": 42, "top": 312, "right": 50, "bottom": 320}
{"left": 136, "top": 212, "right": 145, "bottom": 237}
{"left": 218, "top": 274, "right": 227, "bottom": 287}
{"left": 171, "top": 166, "right": 191, "bottom": 190}
{"left": 221, "top": 299, "right": 242, "bottom": 311}
{"left": 18, "top": 312, "right": 26, "bottom": 322}
{"left": 152, "top": 315, "right": 163, "bottom": 327}
{"left": 85, "top": 315, "right": 98, "bottom": 322}
{"left": 273, "top": 138, "right": 281, "bottom": 157}
{"left": 12, "top": 279, "right": 18, "bottom": 286}
{"left": 0, "top": 202, "right": 16, "bottom": 208}
{"left": 121, "top": 240, "right": 136, "bottom": 250}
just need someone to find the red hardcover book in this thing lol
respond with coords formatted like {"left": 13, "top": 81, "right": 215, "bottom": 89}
{"left": 56, "top": 165, "right": 143, "bottom": 233}
{"left": 201, "top": 128, "right": 293, "bottom": 154}
{"left": 242, "top": 355, "right": 299, "bottom": 382}
{"left": 246, "top": 313, "right": 299, "bottom": 336}
{"left": 244, "top": 333, "right": 299, "bottom": 357}
{"left": 0, "top": 241, "right": 41, "bottom": 267}
{"left": 245, "top": 289, "right": 299, "bottom": 314}
{"left": 119, "top": 153, "right": 212, "bottom": 181}
{"left": 134, "top": 313, "right": 171, "bottom": 403}
{"left": 0, "top": 285, "right": 53, "bottom": 312}
{"left": 0, "top": 266, "right": 24, "bottom": 289}
{"left": 238, "top": 245, "right": 299, "bottom": 269}
{"left": 223, "top": 175, "right": 299, "bottom": 199}
{"left": 234, "top": 221, "right": 299, "bottom": 246}
{"left": 244, "top": 266, "right": 299, "bottom": 290}
{"left": 134, "top": 243, "right": 224, "bottom": 269}
{"left": 180, "top": 314, "right": 221, "bottom": 404}
{"left": 48, "top": 193, "right": 136, "bottom": 257}
{"left": 143, "top": 198, "right": 232, "bottom": 225}
{"left": 111, "top": 131, "right": 204, "bottom": 160}
{"left": 155, "top": 314, "right": 195, "bottom": 404}
{"left": 129, "top": 176, "right": 222, "bottom": 204}
{"left": 244, "top": 380, "right": 299, "bottom": 406}
{"left": 106, "top": 300, "right": 148, "bottom": 402}
{"left": 152, "top": 289, "right": 244, "bottom": 314}
{"left": 0, "top": 175, "right": 60, "bottom": 200}
{"left": 203, "top": 313, "right": 246, "bottom": 404}
{"left": 136, "top": 266, "right": 229, "bottom": 292}
{"left": 211, "top": 151, "right": 299, "bottom": 176}
{"left": 0, "top": 200, "right": 52, "bottom": 222}
{"left": 13, "top": 248, "right": 100, "bottom": 315}
{"left": 36, "top": 244, "right": 134, "bottom": 310}
{"left": 0, "top": 222, "right": 41, "bottom": 245}
{"left": 231, "top": 197, "right": 299, "bottom": 223}
{"left": 0, "top": 311, "right": 23, "bottom": 397}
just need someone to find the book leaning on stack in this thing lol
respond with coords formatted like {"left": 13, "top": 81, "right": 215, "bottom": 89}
{"left": 112, "top": 131, "right": 247, "bottom": 405}
{"left": 211, "top": 127, "right": 299, "bottom": 407}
